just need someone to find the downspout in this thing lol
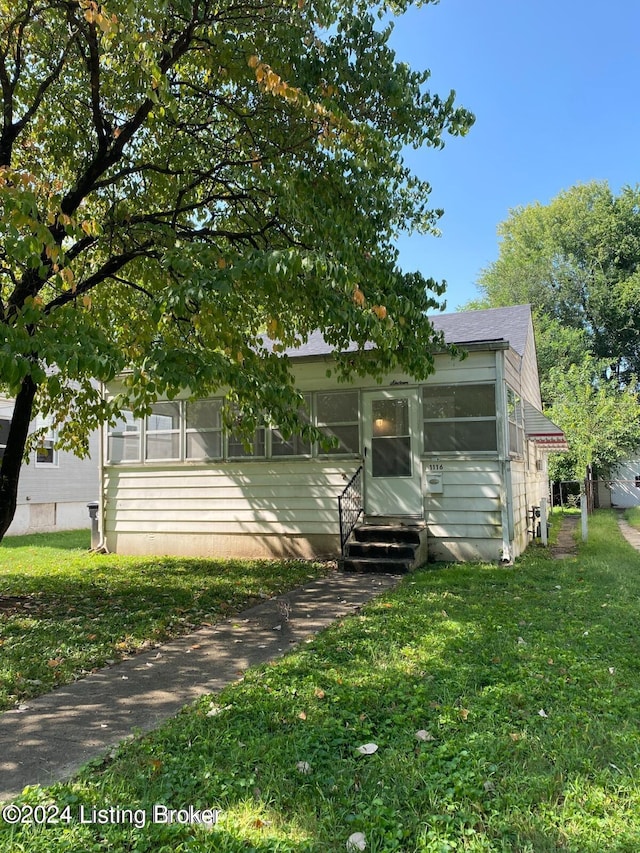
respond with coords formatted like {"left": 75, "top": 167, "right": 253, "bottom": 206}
{"left": 495, "top": 352, "right": 514, "bottom": 563}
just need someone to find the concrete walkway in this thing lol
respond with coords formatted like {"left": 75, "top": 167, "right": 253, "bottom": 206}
{"left": 617, "top": 513, "right": 640, "bottom": 550}
{"left": 550, "top": 514, "right": 580, "bottom": 559}
{"left": 0, "top": 571, "right": 401, "bottom": 803}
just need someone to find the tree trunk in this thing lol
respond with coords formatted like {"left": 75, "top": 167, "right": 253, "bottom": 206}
{"left": 0, "top": 375, "right": 37, "bottom": 541}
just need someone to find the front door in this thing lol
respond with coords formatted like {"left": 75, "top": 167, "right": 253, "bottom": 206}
{"left": 362, "top": 389, "right": 423, "bottom": 517}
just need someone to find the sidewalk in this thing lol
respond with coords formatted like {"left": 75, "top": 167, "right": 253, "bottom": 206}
{"left": 550, "top": 514, "right": 579, "bottom": 559}
{"left": 0, "top": 571, "right": 401, "bottom": 803}
{"left": 617, "top": 513, "right": 640, "bottom": 550}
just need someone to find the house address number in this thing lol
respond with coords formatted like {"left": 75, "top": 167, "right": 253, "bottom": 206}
{"left": 427, "top": 463, "right": 444, "bottom": 471}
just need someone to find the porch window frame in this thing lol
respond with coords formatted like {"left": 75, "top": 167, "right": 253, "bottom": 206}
{"left": 144, "top": 400, "right": 182, "bottom": 462}
{"left": 226, "top": 412, "right": 267, "bottom": 460}
{"left": 269, "top": 393, "right": 313, "bottom": 459}
{"left": 422, "top": 382, "right": 498, "bottom": 455}
{"left": 185, "top": 398, "right": 224, "bottom": 461}
{"left": 106, "top": 409, "right": 142, "bottom": 464}
{"left": 507, "top": 386, "right": 525, "bottom": 459}
{"left": 314, "top": 389, "right": 361, "bottom": 457}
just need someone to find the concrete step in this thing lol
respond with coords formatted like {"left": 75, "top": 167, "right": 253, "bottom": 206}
{"left": 346, "top": 541, "right": 417, "bottom": 559}
{"left": 341, "top": 522, "right": 428, "bottom": 573}
{"left": 341, "top": 556, "right": 414, "bottom": 574}
{"left": 353, "top": 525, "right": 424, "bottom": 545}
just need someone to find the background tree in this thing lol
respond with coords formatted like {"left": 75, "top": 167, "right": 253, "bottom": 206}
{"left": 0, "top": 0, "right": 473, "bottom": 539}
{"left": 545, "top": 357, "right": 640, "bottom": 482}
{"left": 470, "top": 181, "right": 640, "bottom": 479}
{"left": 475, "top": 181, "right": 640, "bottom": 383}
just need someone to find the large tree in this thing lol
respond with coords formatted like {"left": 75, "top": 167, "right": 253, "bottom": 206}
{"left": 470, "top": 181, "right": 640, "bottom": 479}
{"left": 0, "top": 0, "right": 473, "bottom": 539}
{"left": 475, "top": 181, "right": 640, "bottom": 383}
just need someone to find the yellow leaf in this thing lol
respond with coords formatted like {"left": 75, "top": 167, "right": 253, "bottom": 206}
{"left": 372, "top": 304, "right": 387, "bottom": 319}
{"left": 82, "top": 294, "right": 92, "bottom": 309}
{"left": 352, "top": 287, "right": 365, "bottom": 307}
{"left": 217, "top": 257, "right": 227, "bottom": 269}
{"left": 314, "top": 688, "right": 325, "bottom": 699}
{"left": 248, "top": 55, "right": 260, "bottom": 68}
{"left": 298, "top": 711, "right": 307, "bottom": 720}
{"left": 47, "top": 658, "right": 62, "bottom": 667}
{"left": 61, "top": 267, "right": 74, "bottom": 289}
{"left": 266, "top": 318, "right": 278, "bottom": 337}
{"left": 459, "top": 708, "right": 469, "bottom": 721}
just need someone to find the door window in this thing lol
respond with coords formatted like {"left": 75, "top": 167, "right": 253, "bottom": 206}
{"left": 371, "top": 398, "right": 411, "bottom": 477}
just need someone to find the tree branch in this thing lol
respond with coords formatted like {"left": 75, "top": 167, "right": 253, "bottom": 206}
{"left": 60, "top": 7, "right": 205, "bottom": 217}
{"left": 43, "top": 246, "right": 156, "bottom": 314}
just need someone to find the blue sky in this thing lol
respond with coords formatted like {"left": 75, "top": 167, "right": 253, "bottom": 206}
{"left": 388, "top": 0, "right": 640, "bottom": 311}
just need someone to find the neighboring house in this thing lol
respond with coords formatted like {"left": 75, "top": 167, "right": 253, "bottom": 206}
{"left": 608, "top": 456, "right": 640, "bottom": 508}
{"left": 101, "top": 304, "right": 566, "bottom": 563}
{"left": 0, "top": 398, "right": 98, "bottom": 535}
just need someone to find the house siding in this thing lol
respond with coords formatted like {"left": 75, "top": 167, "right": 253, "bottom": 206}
{"left": 610, "top": 456, "right": 640, "bottom": 507}
{"left": 509, "top": 443, "right": 549, "bottom": 557}
{"left": 105, "top": 460, "right": 360, "bottom": 558}
{"left": 424, "top": 460, "right": 503, "bottom": 561}
{"left": 6, "top": 431, "right": 99, "bottom": 536}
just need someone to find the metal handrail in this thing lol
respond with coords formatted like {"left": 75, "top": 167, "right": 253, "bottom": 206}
{"left": 338, "top": 465, "right": 363, "bottom": 555}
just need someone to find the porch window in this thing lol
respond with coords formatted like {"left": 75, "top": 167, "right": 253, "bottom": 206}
{"left": 145, "top": 402, "right": 181, "bottom": 460}
{"left": 316, "top": 391, "right": 359, "bottom": 455}
{"left": 107, "top": 411, "right": 141, "bottom": 462}
{"left": 271, "top": 394, "right": 312, "bottom": 457}
{"left": 186, "top": 399, "right": 223, "bottom": 460}
{"left": 227, "top": 417, "right": 266, "bottom": 458}
{"left": 507, "top": 388, "right": 524, "bottom": 456}
{"left": 422, "top": 384, "right": 497, "bottom": 452}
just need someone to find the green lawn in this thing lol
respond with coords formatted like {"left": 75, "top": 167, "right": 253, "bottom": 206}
{"left": 2, "top": 511, "right": 640, "bottom": 852}
{"left": 623, "top": 506, "right": 640, "bottom": 528}
{"left": 0, "top": 530, "right": 329, "bottom": 710}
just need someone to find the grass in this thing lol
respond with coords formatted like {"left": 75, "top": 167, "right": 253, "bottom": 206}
{"left": 0, "top": 530, "right": 329, "bottom": 711}
{"left": 623, "top": 506, "right": 640, "bottom": 528}
{"left": 2, "top": 510, "right": 640, "bottom": 851}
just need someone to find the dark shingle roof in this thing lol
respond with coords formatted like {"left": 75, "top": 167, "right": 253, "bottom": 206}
{"left": 432, "top": 304, "right": 532, "bottom": 356}
{"left": 268, "top": 304, "right": 532, "bottom": 359}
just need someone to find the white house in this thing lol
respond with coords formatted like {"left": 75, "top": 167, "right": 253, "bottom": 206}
{"left": 100, "top": 305, "right": 566, "bottom": 564}
{"left": 0, "top": 399, "right": 98, "bottom": 535}
{"left": 608, "top": 456, "right": 640, "bottom": 508}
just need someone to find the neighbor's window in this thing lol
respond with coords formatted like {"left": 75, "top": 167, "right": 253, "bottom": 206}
{"left": 316, "top": 391, "right": 360, "bottom": 455}
{"left": 108, "top": 411, "right": 141, "bottom": 462}
{"left": 423, "top": 384, "right": 497, "bottom": 452}
{"left": 507, "top": 388, "right": 524, "bottom": 456}
{"left": 186, "top": 399, "right": 223, "bottom": 460}
{"left": 35, "top": 415, "right": 58, "bottom": 466}
{"left": 0, "top": 417, "right": 9, "bottom": 461}
{"left": 271, "top": 394, "right": 312, "bottom": 457}
{"left": 145, "top": 402, "right": 181, "bottom": 460}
